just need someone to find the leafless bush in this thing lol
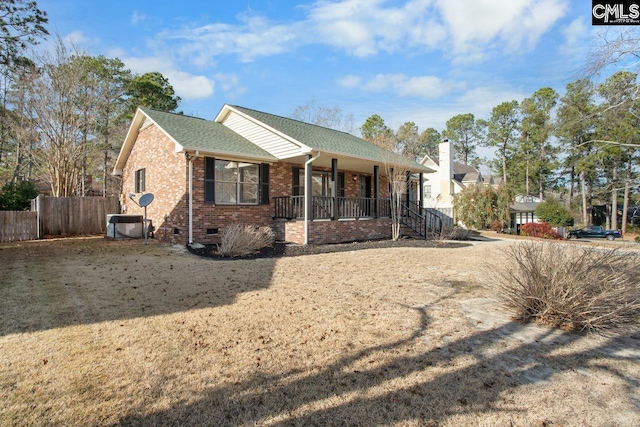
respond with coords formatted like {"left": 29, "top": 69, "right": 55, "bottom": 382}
{"left": 496, "top": 242, "right": 640, "bottom": 333}
{"left": 437, "top": 227, "right": 478, "bottom": 241}
{"left": 217, "top": 224, "right": 275, "bottom": 257}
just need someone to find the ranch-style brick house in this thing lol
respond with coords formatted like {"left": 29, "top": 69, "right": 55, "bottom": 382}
{"left": 113, "top": 104, "right": 433, "bottom": 245}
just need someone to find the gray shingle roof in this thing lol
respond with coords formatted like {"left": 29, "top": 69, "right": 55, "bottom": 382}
{"left": 231, "top": 105, "right": 426, "bottom": 168}
{"left": 510, "top": 201, "right": 538, "bottom": 213}
{"left": 141, "top": 108, "right": 276, "bottom": 160}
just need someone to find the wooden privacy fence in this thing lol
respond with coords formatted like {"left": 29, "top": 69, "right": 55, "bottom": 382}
{"left": 0, "top": 211, "right": 38, "bottom": 242}
{"left": 31, "top": 195, "right": 120, "bottom": 238}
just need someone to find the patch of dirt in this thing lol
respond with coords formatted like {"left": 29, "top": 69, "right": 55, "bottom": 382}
{"left": 187, "top": 237, "right": 471, "bottom": 259}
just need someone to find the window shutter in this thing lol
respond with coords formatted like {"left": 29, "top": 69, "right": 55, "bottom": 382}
{"left": 205, "top": 157, "right": 215, "bottom": 203}
{"left": 292, "top": 167, "right": 300, "bottom": 196}
{"left": 260, "top": 163, "right": 270, "bottom": 204}
{"left": 338, "top": 172, "right": 345, "bottom": 197}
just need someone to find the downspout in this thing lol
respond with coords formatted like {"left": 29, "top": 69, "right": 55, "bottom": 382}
{"left": 304, "top": 151, "right": 321, "bottom": 245}
{"left": 188, "top": 150, "right": 199, "bottom": 245}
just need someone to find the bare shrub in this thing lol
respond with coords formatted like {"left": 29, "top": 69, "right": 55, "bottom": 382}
{"left": 496, "top": 242, "right": 640, "bottom": 333}
{"left": 438, "top": 227, "right": 479, "bottom": 241}
{"left": 217, "top": 224, "right": 275, "bottom": 257}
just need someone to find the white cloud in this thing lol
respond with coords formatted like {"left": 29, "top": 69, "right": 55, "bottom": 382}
{"left": 214, "top": 73, "right": 247, "bottom": 98}
{"left": 338, "top": 74, "right": 362, "bottom": 88}
{"left": 62, "top": 31, "right": 100, "bottom": 49}
{"left": 435, "top": 0, "right": 569, "bottom": 56}
{"left": 357, "top": 73, "right": 456, "bottom": 99}
{"left": 166, "top": 70, "right": 215, "bottom": 100}
{"left": 164, "top": 16, "right": 300, "bottom": 65}
{"left": 456, "top": 85, "right": 527, "bottom": 118}
{"left": 64, "top": 31, "right": 86, "bottom": 45}
{"left": 131, "top": 11, "right": 148, "bottom": 26}
{"left": 561, "top": 18, "right": 587, "bottom": 50}
{"left": 143, "top": 0, "right": 568, "bottom": 66}
{"left": 307, "top": 0, "right": 446, "bottom": 56}
{"left": 122, "top": 55, "right": 215, "bottom": 100}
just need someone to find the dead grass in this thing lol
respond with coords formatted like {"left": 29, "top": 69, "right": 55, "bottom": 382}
{"left": 0, "top": 237, "right": 638, "bottom": 426}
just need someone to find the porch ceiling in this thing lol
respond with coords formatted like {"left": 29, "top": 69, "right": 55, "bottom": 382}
{"left": 285, "top": 154, "right": 434, "bottom": 175}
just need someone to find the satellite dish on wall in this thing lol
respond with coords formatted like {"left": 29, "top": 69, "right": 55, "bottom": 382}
{"left": 136, "top": 193, "right": 154, "bottom": 245}
{"left": 139, "top": 193, "right": 154, "bottom": 208}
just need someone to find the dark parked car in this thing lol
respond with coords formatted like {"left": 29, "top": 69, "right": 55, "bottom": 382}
{"left": 567, "top": 226, "right": 622, "bottom": 241}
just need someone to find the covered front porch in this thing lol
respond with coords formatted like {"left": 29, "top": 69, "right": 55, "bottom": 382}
{"left": 267, "top": 151, "right": 433, "bottom": 244}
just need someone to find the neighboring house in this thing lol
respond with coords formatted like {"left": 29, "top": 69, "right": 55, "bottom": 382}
{"left": 509, "top": 200, "right": 540, "bottom": 232}
{"left": 113, "top": 105, "right": 433, "bottom": 246}
{"left": 419, "top": 140, "right": 486, "bottom": 227}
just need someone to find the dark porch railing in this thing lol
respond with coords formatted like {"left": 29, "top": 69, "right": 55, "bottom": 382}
{"left": 273, "top": 196, "right": 390, "bottom": 220}
{"left": 272, "top": 197, "right": 443, "bottom": 238}
{"left": 400, "top": 200, "right": 443, "bottom": 237}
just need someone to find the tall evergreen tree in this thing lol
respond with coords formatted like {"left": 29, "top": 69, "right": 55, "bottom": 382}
{"left": 442, "top": 113, "right": 482, "bottom": 166}
{"left": 520, "top": 87, "right": 559, "bottom": 200}
{"left": 418, "top": 127, "right": 441, "bottom": 160}
{"left": 125, "top": 71, "right": 180, "bottom": 118}
{"left": 482, "top": 100, "right": 520, "bottom": 188}
{"left": 0, "top": 0, "right": 48, "bottom": 66}
{"left": 597, "top": 71, "right": 639, "bottom": 230}
{"left": 555, "top": 78, "right": 597, "bottom": 226}
{"left": 360, "top": 114, "right": 392, "bottom": 144}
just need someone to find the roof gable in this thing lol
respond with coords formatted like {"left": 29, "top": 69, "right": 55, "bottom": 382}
{"left": 139, "top": 108, "right": 275, "bottom": 160}
{"left": 419, "top": 153, "right": 438, "bottom": 168}
{"left": 223, "top": 105, "right": 429, "bottom": 170}
{"left": 113, "top": 108, "right": 276, "bottom": 175}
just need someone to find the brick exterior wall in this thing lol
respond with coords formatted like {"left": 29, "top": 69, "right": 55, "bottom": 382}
{"left": 121, "top": 124, "right": 397, "bottom": 245}
{"left": 285, "top": 218, "right": 392, "bottom": 245}
{"left": 121, "top": 124, "right": 188, "bottom": 244}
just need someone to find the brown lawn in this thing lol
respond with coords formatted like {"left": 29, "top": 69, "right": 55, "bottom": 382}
{"left": 0, "top": 236, "right": 638, "bottom": 426}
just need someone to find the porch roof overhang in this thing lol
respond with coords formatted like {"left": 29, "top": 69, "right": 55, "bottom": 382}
{"left": 284, "top": 152, "right": 434, "bottom": 175}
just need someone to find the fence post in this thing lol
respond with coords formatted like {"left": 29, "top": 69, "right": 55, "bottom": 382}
{"left": 35, "top": 194, "right": 44, "bottom": 239}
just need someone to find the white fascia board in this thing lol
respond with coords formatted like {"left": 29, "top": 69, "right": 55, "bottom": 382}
{"left": 298, "top": 147, "right": 433, "bottom": 173}
{"left": 113, "top": 108, "right": 186, "bottom": 176}
{"left": 113, "top": 109, "right": 146, "bottom": 175}
{"left": 419, "top": 153, "right": 438, "bottom": 167}
{"left": 176, "top": 146, "right": 276, "bottom": 163}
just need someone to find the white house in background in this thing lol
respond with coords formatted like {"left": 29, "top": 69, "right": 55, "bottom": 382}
{"left": 419, "top": 139, "right": 485, "bottom": 226}
{"left": 509, "top": 195, "right": 541, "bottom": 231}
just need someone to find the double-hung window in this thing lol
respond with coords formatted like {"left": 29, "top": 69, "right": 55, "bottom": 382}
{"left": 292, "top": 168, "right": 344, "bottom": 197}
{"left": 134, "top": 168, "right": 145, "bottom": 193}
{"left": 205, "top": 158, "right": 269, "bottom": 205}
{"left": 424, "top": 184, "right": 432, "bottom": 199}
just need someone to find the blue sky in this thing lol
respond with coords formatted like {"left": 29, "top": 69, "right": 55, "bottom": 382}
{"left": 38, "top": 0, "right": 593, "bottom": 138}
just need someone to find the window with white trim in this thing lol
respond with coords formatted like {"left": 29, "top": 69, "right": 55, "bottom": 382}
{"left": 205, "top": 158, "right": 269, "bottom": 205}
{"left": 424, "top": 184, "right": 432, "bottom": 199}
{"left": 134, "top": 168, "right": 145, "bottom": 193}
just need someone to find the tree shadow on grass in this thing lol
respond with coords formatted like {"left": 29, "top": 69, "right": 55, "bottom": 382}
{"left": 0, "top": 234, "right": 471, "bottom": 337}
{"left": 111, "top": 302, "right": 640, "bottom": 426}
{"left": 0, "top": 238, "right": 280, "bottom": 336}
